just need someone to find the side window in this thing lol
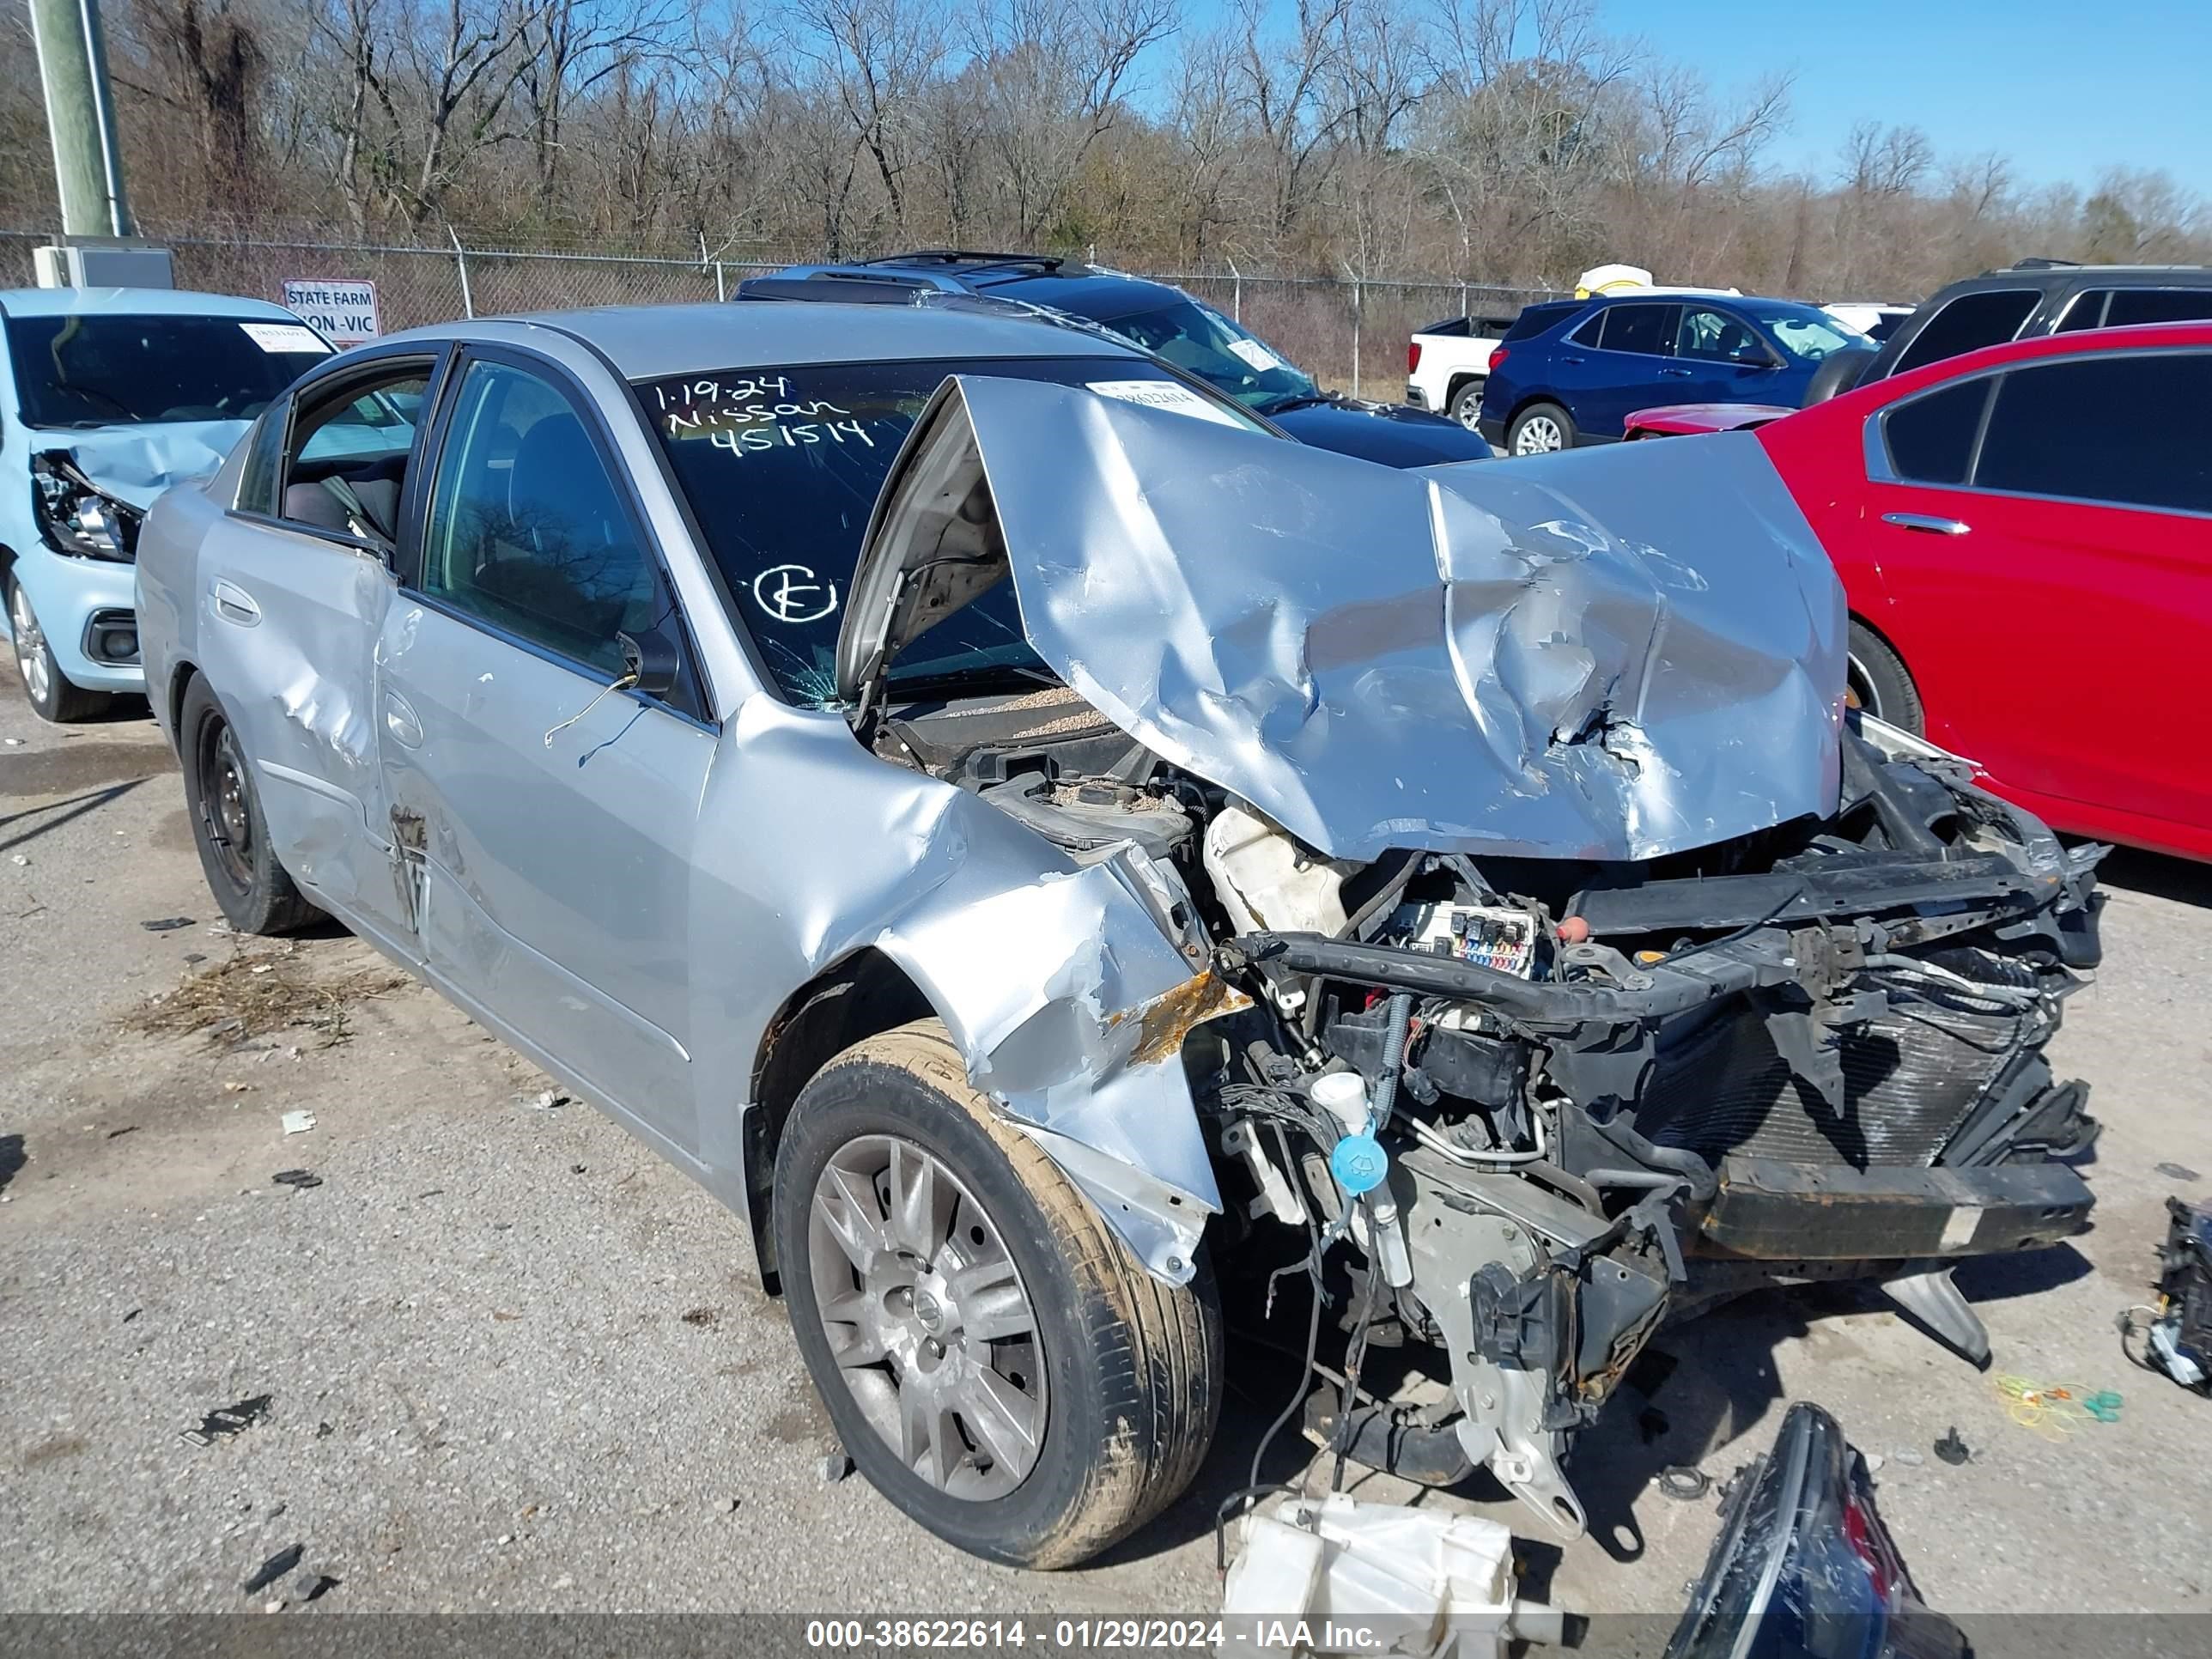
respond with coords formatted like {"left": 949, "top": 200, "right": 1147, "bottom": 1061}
{"left": 1599, "top": 304, "right": 1674, "bottom": 356}
{"left": 419, "top": 357, "right": 659, "bottom": 677}
{"left": 1676, "top": 307, "right": 1765, "bottom": 363}
{"left": 234, "top": 402, "right": 289, "bottom": 516}
{"left": 1881, "top": 378, "right": 1992, "bottom": 485}
{"left": 278, "top": 364, "right": 432, "bottom": 544}
{"left": 2052, "top": 290, "right": 2113, "bottom": 332}
{"left": 1975, "top": 354, "right": 2212, "bottom": 514}
{"left": 2104, "top": 289, "right": 2212, "bottom": 326}
{"left": 1891, "top": 289, "right": 2039, "bottom": 375}
{"left": 1566, "top": 312, "right": 1605, "bottom": 348}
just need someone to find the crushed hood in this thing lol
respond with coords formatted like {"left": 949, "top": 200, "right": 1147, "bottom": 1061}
{"left": 840, "top": 377, "right": 1846, "bottom": 863}
{"left": 44, "top": 420, "right": 250, "bottom": 510}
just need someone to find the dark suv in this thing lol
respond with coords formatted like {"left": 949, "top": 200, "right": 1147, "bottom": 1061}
{"left": 1857, "top": 260, "right": 2212, "bottom": 386}
{"left": 740, "top": 252, "right": 1497, "bottom": 468}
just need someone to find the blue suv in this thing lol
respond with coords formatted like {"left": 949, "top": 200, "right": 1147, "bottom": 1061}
{"left": 743, "top": 252, "right": 1496, "bottom": 468}
{"left": 1477, "top": 293, "right": 1876, "bottom": 455}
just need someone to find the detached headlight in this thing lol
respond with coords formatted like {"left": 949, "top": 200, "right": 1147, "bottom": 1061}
{"left": 32, "top": 452, "right": 142, "bottom": 561}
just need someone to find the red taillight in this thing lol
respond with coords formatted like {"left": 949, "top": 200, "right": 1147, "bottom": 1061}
{"left": 1488, "top": 345, "right": 1510, "bottom": 373}
{"left": 1407, "top": 341, "right": 1423, "bottom": 374}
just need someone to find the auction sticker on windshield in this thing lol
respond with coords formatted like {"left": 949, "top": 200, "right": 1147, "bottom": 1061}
{"left": 240, "top": 322, "right": 331, "bottom": 355}
{"left": 1085, "top": 380, "right": 1247, "bottom": 428}
{"left": 1226, "top": 337, "right": 1286, "bottom": 372}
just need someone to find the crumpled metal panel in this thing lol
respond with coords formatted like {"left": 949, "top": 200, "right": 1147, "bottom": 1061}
{"left": 876, "top": 378, "right": 1845, "bottom": 862}
{"left": 50, "top": 422, "right": 251, "bottom": 509}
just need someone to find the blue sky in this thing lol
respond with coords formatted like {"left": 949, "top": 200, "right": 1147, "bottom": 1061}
{"left": 1631, "top": 0, "right": 2212, "bottom": 195}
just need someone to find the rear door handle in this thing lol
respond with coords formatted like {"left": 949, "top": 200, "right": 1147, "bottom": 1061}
{"left": 383, "top": 689, "right": 423, "bottom": 750}
{"left": 1560, "top": 354, "right": 1586, "bottom": 365}
{"left": 1881, "top": 512, "right": 1971, "bottom": 536}
{"left": 210, "top": 579, "right": 261, "bottom": 625}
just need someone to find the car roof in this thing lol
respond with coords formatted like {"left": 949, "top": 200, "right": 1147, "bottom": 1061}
{"left": 772, "top": 256, "right": 1189, "bottom": 323}
{"left": 1838, "top": 319, "right": 2212, "bottom": 407}
{"left": 384, "top": 300, "right": 1143, "bottom": 380}
{"left": 0, "top": 285, "right": 302, "bottom": 320}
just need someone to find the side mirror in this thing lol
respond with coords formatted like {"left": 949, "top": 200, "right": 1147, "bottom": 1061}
{"left": 618, "top": 629, "right": 682, "bottom": 700}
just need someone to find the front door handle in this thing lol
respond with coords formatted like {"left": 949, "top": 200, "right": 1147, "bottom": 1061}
{"left": 1881, "top": 512, "right": 1971, "bottom": 536}
{"left": 1658, "top": 367, "right": 1693, "bottom": 379}
{"left": 210, "top": 579, "right": 260, "bottom": 625}
{"left": 383, "top": 689, "right": 423, "bottom": 750}
{"left": 1560, "top": 354, "right": 1587, "bottom": 365}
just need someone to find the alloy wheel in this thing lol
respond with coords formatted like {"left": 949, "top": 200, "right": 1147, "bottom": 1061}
{"left": 807, "top": 1133, "right": 1048, "bottom": 1500}
{"left": 1513, "top": 415, "right": 1565, "bottom": 454}
{"left": 9, "top": 584, "right": 52, "bottom": 707}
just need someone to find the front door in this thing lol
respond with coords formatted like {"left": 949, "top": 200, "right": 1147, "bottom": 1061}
{"left": 376, "top": 349, "right": 715, "bottom": 1154}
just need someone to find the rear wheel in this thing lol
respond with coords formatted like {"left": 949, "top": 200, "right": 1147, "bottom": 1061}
{"left": 1507, "top": 401, "right": 1575, "bottom": 454}
{"left": 1449, "top": 380, "right": 1486, "bottom": 429}
{"left": 7, "top": 577, "right": 110, "bottom": 723}
{"left": 775, "top": 1019, "right": 1220, "bottom": 1569}
{"left": 179, "top": 675, "right": 323, "bottom": 935}
{"left": 1845, "top": 619, "right": 1924, "bottom": 734}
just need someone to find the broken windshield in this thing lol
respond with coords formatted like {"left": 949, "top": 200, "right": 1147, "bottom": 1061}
{"left": 641, "top": 356, "right": 1259, "bottom": 706}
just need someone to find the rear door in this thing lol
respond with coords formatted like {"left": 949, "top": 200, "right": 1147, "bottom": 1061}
{"left": 202, "top": 348, "right": 445, "bottom": 947}
{"left": 1859, "top": 345, "right": 2212, "bottom": 829}
{"left": 1580, "top": 303, "right": 1679, "bottom": 437}
{"left": 374, "top": 345, "right": 714, "bottom": 1154}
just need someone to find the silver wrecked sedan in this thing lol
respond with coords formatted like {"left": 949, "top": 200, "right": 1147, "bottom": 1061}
{"left": 137, "top": 302, "right": 2104, "bottom": 1568}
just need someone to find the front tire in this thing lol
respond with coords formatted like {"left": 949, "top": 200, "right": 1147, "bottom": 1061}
{"left": 1449, "top": 380, "right": 1486, "bottom": 429}
{"left": 1506, "top": 401, "right": 1576, "bottom": 454}
{"left": 179, "top": 675, "right": 323, "bottom": 935}
{"left": 1845, "top": 619, "right": 1925, "bottom": 734}
{"left": 775, "top": 1019, "right": 1221, "bottom": 1569}
{"left": 7, "top": 576, "right": 110, "bottom": 723}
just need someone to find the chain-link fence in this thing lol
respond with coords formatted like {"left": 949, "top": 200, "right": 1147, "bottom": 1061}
{"left": 0, "top": 223, "right": 1559, "bottom": 397}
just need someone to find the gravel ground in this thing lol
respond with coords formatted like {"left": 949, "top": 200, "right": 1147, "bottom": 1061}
{"left": 3, "top": 673, "right": 2209, "bottom": 1627}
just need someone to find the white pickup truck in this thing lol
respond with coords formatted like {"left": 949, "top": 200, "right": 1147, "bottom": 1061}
{"left": 1405, "top": 311, "right": 1524, "bottom": 428}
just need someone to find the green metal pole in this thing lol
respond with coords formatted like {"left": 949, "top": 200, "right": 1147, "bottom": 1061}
{"left": 26, "top": 0, "right": 135, "bottom": 238}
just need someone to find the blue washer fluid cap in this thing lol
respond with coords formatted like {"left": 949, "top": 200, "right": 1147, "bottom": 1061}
{"left": 1331, "top": 1132, "right": 1389, "bottom": 1195}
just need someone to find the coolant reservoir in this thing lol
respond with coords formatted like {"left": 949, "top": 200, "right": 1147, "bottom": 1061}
{"left": 1204, "top": 803, "right": 1355, "bottom": 936}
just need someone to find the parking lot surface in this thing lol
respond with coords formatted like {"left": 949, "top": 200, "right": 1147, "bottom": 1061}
{"left": 3, "top": 674, "right": 2209, "bottom": 1621}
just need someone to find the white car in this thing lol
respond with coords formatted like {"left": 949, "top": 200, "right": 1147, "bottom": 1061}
{"left": 1822, "top": 302, "right": 1914, "bottom": 343}
{"left": 1405, "top": 311, "right": 1522, "bottom": 428}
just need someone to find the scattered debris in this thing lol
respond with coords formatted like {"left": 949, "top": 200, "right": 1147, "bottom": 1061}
{"left": 126, "top": 950, "right": 409, "bottom": 1048}
{"left": 105, "top": 1125, "right": 138, "bottom": 1139}
{"left": 1933, "top": 1426, "right": 1972, "bottom": 1466}
{"left": 1892, "top": 1449, "right": 1925, "bottom": 1468}
{"left": 2120, "top": 1195, "right": 2212, "bottom": 1393}
{"left": 225, "top": 1082, "right": 253, "bottom": 1094}
{"left": 518, "top": 1090, "right": 570, "bottom": 1110}
{"left": 1862, "top": 1451, "right": 1885, "bottom": 1476}
{"left": 1220, "top": 1492, "right": 1543, "bottom": 1653}
{"left": 681, "top": 1307, "right": 720, "bottom": 1327}
{"left": 492, "top": 1311, "right": 521, "bottom": 1322}
{"left": 2155, "top": 1163, "right": 2200, "bottom": 1183}
{"left": 242, "top": 1543, "right": 304, "bottom": 1595}
{"left": 271, "top": 1169, "right": 323, "bottom": 1190}
{"left": 1657, "top": 1465, "right": 1711, "bottom": 1501}
{"left": 818, "top": 1450, "right": 853, "bottom": 1485}
{"left": 9, "top": 854, "right": 27, "bottom": 866}
{"left": 122, "top": 1308, "right": 141, "bottom": 1324}
{"left": 3, "top": 736, "right": 21, "bottom": 745}
{"left": 315, "top": 1422, "right": 333, "bottom": 1438}
{"left": 181, "top": 1394, "right": 273, "bottom": 1448}
{"left": 722, "top": 1498, "right": 743, "bottom": 1514}
{"left": 299, "top": 1572, "right": 340, "bottom": 1603}
{"left": 281, "top": 1110, "right": 316, "bottom": 1136}
{"left": 140, "top": 917, "right": 196, "bottom": 932}
{"left": 570, "top": 1163, "right": 586, "bottom": 1175}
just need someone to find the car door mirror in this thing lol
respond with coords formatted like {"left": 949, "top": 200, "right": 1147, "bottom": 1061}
{"left": 618, "top": 629, "right": 682, "bottom": 701}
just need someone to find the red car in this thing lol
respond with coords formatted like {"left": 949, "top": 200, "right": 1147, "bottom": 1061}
{"left": 1747, "top": 321, "right": 2212, "bottom": 861}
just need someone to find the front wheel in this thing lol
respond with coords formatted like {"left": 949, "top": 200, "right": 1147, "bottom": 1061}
{"left": 7, "top": 577, "right": 111, "bottom": 723}
{"left": 179, "top": 675, "right": 324, "bottom": 935}
{"left": 775, "top": 1019, "right": 1221, "bottom": 1569}
{"left": 1506, "top": 401, "right": 1576, "bottom": 454}
{"left": 1449, "top": 380, "right": 1486, "bottom": 429}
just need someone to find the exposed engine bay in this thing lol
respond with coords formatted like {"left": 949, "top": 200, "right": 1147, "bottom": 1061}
{"left": 867, "top": 680, "right": 2102, "bottom": 1538}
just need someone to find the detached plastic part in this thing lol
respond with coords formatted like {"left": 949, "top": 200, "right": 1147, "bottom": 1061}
{"left": 1220, "top": 1493, "right": 1551, "bottom": 1658}
{"left": 1881, "top": 1263, "right": 1991, "bottom": 1368}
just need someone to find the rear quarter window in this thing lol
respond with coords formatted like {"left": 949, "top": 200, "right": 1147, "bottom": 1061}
{"left": 1503, "top": 302, "right": 1584, "bottom": 343}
